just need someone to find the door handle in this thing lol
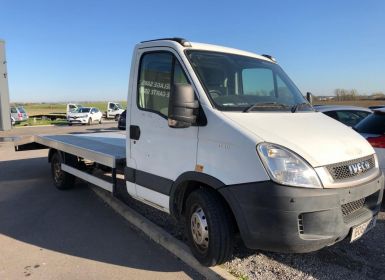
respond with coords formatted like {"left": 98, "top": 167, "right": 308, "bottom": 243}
{"left": 130, "top": 125, "right": 141, "bottom": 140}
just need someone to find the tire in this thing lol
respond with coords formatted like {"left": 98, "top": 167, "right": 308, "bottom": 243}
{"left": 87, "top": 118, "right": 92, "bottom": 125}
{"left": 99, "top": 118, "right": 102, "bottom": 124}
{"left": 68, "top": 123, "right": 72, "bottom": 126}
{"left": 115, "top": 114, "right": 120, "bottom": 121}
{"left": 185, "top": 189, "right": 234, "bottom": 266}
{"left": 51, "top": 152, "right": 75, "bottom": 190}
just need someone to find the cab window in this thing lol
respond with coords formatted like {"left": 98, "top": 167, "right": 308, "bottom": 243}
{"left": 137, "top": 52, "right": 190, "bottom": 117}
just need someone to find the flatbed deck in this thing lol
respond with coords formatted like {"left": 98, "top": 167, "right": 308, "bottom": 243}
{"left": 31, "top": 132, "right": 127, "bottom": 193}
{"left": 35, "top": 132, "right": 126, "bottom": 168}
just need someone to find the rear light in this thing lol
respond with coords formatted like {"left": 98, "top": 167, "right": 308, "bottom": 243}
{"left": 367, "top": 135, "right": 385, "bottom": 148}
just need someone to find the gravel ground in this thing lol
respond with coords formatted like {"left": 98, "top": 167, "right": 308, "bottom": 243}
{"left": 112, "top": 177, "right": 385, "bottom": 280}
{"left": 224, "top": 210, "right": 385, "bottom": 280}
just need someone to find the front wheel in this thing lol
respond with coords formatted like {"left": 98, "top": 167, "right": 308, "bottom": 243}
{"left": 99, "top": 118, "right": 102, "bottom": 124}
{"left": 51, "top": 152, "right": 75, "bottom": 190}
{"left": 185, "top": 189, "right": 234, "bottom": 266}
{"left": 87, "top": 118, "right": 92, "bottom": 125}
{"left": 114, "top": 114, "right": 120, "bottom": 121}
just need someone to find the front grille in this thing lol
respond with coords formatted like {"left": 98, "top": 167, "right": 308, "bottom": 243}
{"left": 326, "top": 155, "right": 375, "bottom": 181}
{"left": 341, "top": 198, "right": 365, "bottom": 217}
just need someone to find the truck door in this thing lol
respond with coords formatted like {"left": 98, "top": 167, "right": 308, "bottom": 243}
{"left": 107, "top": 102, "right": 116, "bottom": 118}
{"left": 128, "top": 49, "right": 198, "bottom": 212}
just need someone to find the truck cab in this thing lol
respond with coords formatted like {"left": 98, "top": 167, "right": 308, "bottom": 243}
{"left": 66, "top": 103, "right": 82, "bottom": 118}
{"left": 124, "top": 38, "right": 384, "bottom": 265}
{"left": 106, "top": 102, "right": 125, "bottom": 120}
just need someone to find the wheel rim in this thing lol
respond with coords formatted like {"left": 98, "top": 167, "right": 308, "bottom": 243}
{"left": 53, "top": 159, "right": 63, "bottom": 185}
{"left": 190, "top": 207, "right": 209, "bottom": 249}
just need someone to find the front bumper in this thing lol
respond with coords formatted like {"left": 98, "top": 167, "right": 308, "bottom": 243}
{"left": 219, "top": 173, "right": 384, "bottom": 253}
{"left": 68, "top": 118, "right": 87, "bottom": 124}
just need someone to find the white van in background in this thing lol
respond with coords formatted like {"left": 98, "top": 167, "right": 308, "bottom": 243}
{"left": 106, "top": 102, "right": 125, "bottom": 120}
{"left": 66, "top": 103, "right": 82, "bottom": 118}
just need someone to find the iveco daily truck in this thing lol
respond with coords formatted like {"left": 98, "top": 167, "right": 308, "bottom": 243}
{"left": 30, "top": 38, "right": 384, "bottom": 266}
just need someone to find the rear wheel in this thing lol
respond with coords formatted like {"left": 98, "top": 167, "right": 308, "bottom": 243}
{"left": 51, "top": 152, "right": 75, "bottom": 190}
{"left": 185, "top": 189, "right": 234, "bottom": 266}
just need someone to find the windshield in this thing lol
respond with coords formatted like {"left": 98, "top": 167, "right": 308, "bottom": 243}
{"left": 187, "top": 50, "right": 312, "bottom": 112}
{"left": 355, "top": 113, "right": 385, "bottom": 134}
{"left": 76, "top": 107, "right": 91, "bottom": 113}
{"left": 17, "top": 107, "right": 26, "bottom": 113}
{"left": 115, "top": 103, "right": 122, "bottom": 109}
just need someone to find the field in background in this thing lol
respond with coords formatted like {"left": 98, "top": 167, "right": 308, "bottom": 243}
{"left": 12, "top": 99, "right": 385, "bottom": 122}
{"left": 17, "top": 101, "right": 127, "bottom": 116}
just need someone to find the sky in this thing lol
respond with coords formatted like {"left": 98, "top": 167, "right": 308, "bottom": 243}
{"left": 1, "top": 0, "right": 385, "bottom": 102}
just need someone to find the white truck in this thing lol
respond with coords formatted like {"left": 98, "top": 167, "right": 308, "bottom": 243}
{"left": 27, "top": 38, "right": 383, "bottom": 266}
{"left": 66, "top": 103, "right": 82, "bottom": 118}
{"left": 106, "top": 101, "right": 125, "bottom": 120}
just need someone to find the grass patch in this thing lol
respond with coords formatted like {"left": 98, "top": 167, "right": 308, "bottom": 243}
{"left": 15, "top": 118, "right": 68, "bottom": 127}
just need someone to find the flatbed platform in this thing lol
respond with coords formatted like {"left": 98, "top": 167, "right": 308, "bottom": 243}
{"left": 35, "top": 132, "right": 126, "bottom": 168}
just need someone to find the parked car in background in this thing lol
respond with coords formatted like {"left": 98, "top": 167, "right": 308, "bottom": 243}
{"left": 314, "top": 105, "right": 372, "bottom": 127}
{"left": 10, "top": 106, "right": 29, "bottom": 123}
{"left": 118, "top": 110, "right": 126, "bottom": 130}
{"left": 368, "top": 105, "right": 385, "bottom": 110}
{"left": 354, "top": 109, "right": 385, "bottom": 181}
{"left": 67, "top": 107, "right": 103, "bottom": 125}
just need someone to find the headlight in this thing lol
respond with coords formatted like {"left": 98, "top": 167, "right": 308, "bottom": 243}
{"left": 257, "top": 143, "right": 322, "bottom": 188}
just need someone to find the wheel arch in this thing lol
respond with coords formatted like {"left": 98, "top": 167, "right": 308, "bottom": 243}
{"left": 169, "top": 172, "right": 238, "bottom": 232}
{"left": 48, "top": 148, "right": 78, "bottom": 167}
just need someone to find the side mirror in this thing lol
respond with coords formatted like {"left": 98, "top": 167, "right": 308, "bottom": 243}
{"left": 168, "top": 84, "right": 199, "bottom": 128}
{"left": 306, "top": 92, "right": 313, "bottom": 105}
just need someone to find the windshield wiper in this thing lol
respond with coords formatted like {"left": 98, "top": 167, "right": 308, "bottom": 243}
{"left": 243, "top": 102, "right": 288, "bottom": 113}
{"left": 291, "top": 102, "right": 310, "bottom": 113}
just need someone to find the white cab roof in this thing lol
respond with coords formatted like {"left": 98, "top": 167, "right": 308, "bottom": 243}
{"left": 137, "top": 39, "right": 272, "bottom": 62}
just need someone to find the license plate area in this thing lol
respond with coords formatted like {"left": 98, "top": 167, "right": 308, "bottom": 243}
{"left": 350, "top": 216, "right": 377, "bottom": 242}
